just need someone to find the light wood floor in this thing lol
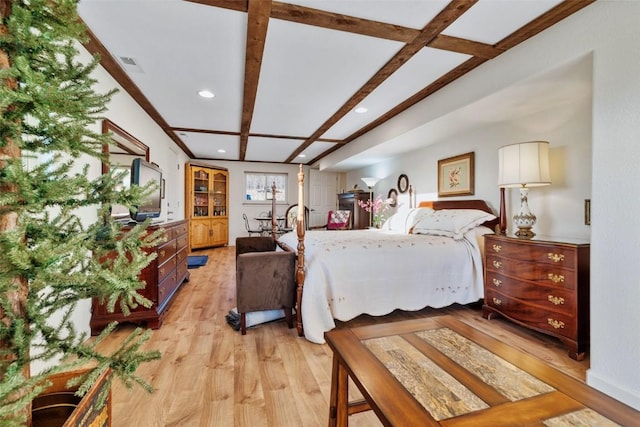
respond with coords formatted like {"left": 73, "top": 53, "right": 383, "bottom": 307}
{"left": 97, "top": 246, "right": 589, "bottom": 427}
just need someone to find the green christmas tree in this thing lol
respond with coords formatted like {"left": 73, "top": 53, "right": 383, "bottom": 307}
{"left": 0, "top": 1, "right": 162, "bottom": 424}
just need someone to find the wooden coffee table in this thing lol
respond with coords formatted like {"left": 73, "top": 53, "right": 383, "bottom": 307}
{"left": 325, "top": 315, "right": 638, "bottom": 426}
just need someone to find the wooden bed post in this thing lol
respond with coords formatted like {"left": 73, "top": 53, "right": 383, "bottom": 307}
{"left": 409, "top": 185, "right": 414, "bottom": 208}
{"left": 295, "top": 164, "right": 305, "bottom": 337}
{"left": 271, "top": 182, "right": 278, "bottom": 239}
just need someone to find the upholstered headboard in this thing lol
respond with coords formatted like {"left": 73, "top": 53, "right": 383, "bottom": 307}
{"left": 418, "top": 200, "right": 499, "bottom": 232}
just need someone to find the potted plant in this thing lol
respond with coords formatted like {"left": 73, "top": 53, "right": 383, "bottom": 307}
{"left": 0, "top": 1, "right": 162, "bottom": 425}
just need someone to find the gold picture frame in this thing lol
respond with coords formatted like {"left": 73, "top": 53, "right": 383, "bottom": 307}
{"left": 438, "top": 152, "right": 475, "bottom": 197}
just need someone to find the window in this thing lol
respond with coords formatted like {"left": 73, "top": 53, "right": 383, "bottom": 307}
{"left": 245, "top": 172, "right": 287, "bottom": 202}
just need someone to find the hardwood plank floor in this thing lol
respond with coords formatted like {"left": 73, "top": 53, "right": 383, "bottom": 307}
{"left": 97, "top": 246, "right": 589, "bottom": 426}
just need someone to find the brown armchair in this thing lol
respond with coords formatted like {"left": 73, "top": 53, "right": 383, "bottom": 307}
{"left": 235, "top": 236, "right": 296, "bottom": 334}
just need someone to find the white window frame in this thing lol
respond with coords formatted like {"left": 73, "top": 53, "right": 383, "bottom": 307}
{"left": 244, "top": 172, "right": 288, "bottom": 204}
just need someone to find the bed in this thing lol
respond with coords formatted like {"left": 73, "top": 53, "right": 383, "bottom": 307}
{"left": 274, "top": 166, "right": 499, "bottom": 344}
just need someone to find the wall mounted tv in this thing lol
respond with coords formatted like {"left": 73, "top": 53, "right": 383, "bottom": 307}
{"left": 129, "top": 158, "right": 163, "bottom": 222}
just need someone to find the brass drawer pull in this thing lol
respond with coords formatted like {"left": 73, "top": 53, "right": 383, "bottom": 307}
{"left": 160, "top": 249, "right": 166, "bottom": 257}
{"left": 492, "top": 244, "right": 502, "bottom": 253}
{"left": 492, "top": 297, "right": 502, "bottom": 306}
{"left": 547, "top": 273, "right": 565, "bottom": 284}
{"left": 159, "top": 267, "right": 165, "bottom": 276}
{"left": 492, "top": 260, "right": 502, "bottom": 269}
{"left": 492, "top": 278, "right": 502, "bottom": 287}
{"left": 548, "top": 295, "right": 565, "bottom": 305}
{"left": 548, "top": 318, "right": 565, "bottom": 329}
{"left": 547, "top": 253, "right": 565, "bottom": 263}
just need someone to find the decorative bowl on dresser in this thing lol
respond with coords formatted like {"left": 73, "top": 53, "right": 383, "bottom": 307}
{"left": 90, "top": 219, "right": 190, "bottom": 335}
{"left": 482, "top": 234, "right": 590, "bottom": 360}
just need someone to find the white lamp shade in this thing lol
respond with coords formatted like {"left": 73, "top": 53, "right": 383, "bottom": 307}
{"left": 498, "top": 141, "right": 551, "bottom": 188}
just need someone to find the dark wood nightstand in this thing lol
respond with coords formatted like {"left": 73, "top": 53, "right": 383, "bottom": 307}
{"left": 483, "top": 234, "right": 590, "bottom": 360}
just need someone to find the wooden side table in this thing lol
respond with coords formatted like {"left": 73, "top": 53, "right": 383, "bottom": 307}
{"left": 325, "top": 316, "right": 638, "bottom": 426}
{"left": 482, "top": 234, "right": 590, "bottom": 360}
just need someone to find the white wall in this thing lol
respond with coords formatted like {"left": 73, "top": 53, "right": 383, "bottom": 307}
{"left": 345, "top": 1, "right": 640, "bottom": 410}
{"left": 347, "top": 86, "right": 593, "bottom": 240}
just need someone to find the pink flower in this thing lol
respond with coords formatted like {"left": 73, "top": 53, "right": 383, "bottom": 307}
{"left": 358, "top": 195, "right": 389, "bottom": 227}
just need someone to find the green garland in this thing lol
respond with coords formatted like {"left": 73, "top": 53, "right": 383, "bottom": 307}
{"left": 0, "top": 1, "right": 162, "bottom": 425}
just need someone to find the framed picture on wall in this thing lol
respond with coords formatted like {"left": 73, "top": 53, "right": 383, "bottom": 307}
{"left": 438, "top": 152, "right": 475, "bottom": 197}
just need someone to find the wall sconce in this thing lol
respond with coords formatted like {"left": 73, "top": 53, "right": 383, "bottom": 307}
{"left": 361, "top": 177, "right": 380, "bottom": 190}
{"left": 498, "top": 141, "right": 551, "bottom": 238}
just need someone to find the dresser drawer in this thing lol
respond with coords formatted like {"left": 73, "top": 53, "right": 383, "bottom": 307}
{"left": 157, "top": 240, "right": 177, "bottom": 265}
{"left": 486, "top": 254, "right": 575, "bottom": 290}
{"left": 486, "top": 238, "right": 576, "bottom": 269}
{"left": 484, "top": 289, "right": 576, "bottom": 339}
{"left": 176, "top": 246, "right": 188, "bottom": 264}
{"left": 485, "top": 272, "right": 576, "bottom": 315}
{"left": 171, "top": 222, "right": 188, "bottom": 239}
{"left": 176, "top": 260, "right": 188, "bottom": 282}
{"left": 158, "top": 271, "right": 178, "bottom": 308}
{"left": 175, "top": 234, "right": 188, "bottom": 252}
{"left": 158, "top": 256, "right": 176, "bottom": 283}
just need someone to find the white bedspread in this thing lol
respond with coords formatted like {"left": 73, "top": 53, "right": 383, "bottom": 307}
{"left": 278, "top": 229, "right": 486, "bottom": 344}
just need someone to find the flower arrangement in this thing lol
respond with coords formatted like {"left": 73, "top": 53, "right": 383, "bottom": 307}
{"left": 358, "top": 195, "right": 390, "bottom": 228}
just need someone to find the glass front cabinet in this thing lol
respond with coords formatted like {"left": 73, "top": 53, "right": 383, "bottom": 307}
{"left": 185, "top": 162, "right": 228, "bottom": 250}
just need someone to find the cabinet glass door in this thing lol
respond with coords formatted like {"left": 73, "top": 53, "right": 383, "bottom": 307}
{"left": 193, "top": 168, "right": 210, "bottom": 217}
{"left": 213, "top": 171, "right": 227, "bottom": 217}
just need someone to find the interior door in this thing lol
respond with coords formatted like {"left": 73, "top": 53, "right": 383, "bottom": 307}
{"left": 309, "top": 168, "right": 337, "bottom": 228}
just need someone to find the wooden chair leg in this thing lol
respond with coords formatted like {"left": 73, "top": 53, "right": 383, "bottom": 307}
{"left": 240, "top": 312, "right": 247, "bottom": 335}
{"left": 285, "top": 307, "right": 293, "bottom": 329}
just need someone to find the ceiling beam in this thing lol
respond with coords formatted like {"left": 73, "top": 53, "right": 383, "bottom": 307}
{"left": 430, "top": 34, "right": 502, "bottom": 59}
{"left": 239, "top": 0, "right": 272, "bottom": 160}
{"left": 172, "top": 127, "right": 341, "bottom": 143}
{"left": 285, "top": 0, "right": 477, "bottom": 163}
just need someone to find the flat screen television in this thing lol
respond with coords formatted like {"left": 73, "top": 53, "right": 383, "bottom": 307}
{"left": 129, "top": 158, "right": 162, "bottom": 222}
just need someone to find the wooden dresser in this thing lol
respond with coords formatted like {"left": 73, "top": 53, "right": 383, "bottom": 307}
{"left": 337, "top": 192, "right": 371, "bottom": 229}
{"left": 90, "top": 220, "right": 190, "bottom": 335}
{"left": 482, "top": 234, "right": 590, "bottom": 360}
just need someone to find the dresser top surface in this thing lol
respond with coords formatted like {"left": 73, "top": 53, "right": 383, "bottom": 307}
{"left": 487, "top": 233, "right": 590, "bottom": 247}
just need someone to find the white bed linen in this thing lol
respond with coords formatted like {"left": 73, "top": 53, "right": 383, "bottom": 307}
{"left": 278, "top": 228, "right": 489, "bottom": 344}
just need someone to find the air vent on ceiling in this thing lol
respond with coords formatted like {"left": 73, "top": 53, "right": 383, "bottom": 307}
{"left": 118, "top": 56, "right": 144, "bottom": 73}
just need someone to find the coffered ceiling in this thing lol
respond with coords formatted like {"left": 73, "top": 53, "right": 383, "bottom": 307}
{"left": 78, "top": 0, "right": 594, "bottom": 169}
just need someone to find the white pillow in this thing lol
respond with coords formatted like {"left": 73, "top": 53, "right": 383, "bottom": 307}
{"left": 381, "top": 207, "right": 434, "bottom": 233}
{"left": 405, "top": 207, "right": 434, "bottom": 233}
{"left": 412, "top": 209, "right": 496, "bottom": 240}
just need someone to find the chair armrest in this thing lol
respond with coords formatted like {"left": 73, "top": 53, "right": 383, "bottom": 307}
{"left": 236, "top": 251, "right": 296, "bottom": 312}
{"left": 236, "top": 236, "right": 276, "bottom": 258}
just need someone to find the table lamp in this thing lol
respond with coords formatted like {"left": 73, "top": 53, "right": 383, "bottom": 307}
{"left": 498, "top": 141, "right": 551, "bottom": 238}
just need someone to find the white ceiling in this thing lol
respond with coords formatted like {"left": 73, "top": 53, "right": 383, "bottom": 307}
{"left": 77, "top": 0, "right": 590, "bottom": 170}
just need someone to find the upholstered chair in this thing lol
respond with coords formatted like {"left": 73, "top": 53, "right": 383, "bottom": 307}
{"left": 235, "top": 236, "right": 296, "bottom": 335}
{"left": 326, "top": 210, "right": 352, "bottom": 230}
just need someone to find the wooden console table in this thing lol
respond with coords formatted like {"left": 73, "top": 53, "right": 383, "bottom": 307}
{"left": 325, "top": 316, "right": 638, "bottom": 426}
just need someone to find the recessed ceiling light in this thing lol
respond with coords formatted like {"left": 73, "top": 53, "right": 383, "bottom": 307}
{"left": 217, "top": 149, "right": 226, "bottom": 153}
{"left": 355, "top": 106, "right": 368, "bottom": 114}
{"left": 298, "top": 154, "right": 306, "bottom": 158}
{"left": 198, "top": 89, "right": 215, "bottom": 99}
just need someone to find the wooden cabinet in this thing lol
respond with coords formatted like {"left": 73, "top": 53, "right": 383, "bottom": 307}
{"left": 90, "top": 220, "right": 189, "bottom": 335}
{"left": 185, "top": 162, "right": 228, "bottom": 250}
{"left": 482, "top": 234, "right": 590, "bottom": 360}
{"left": 338, "top": 192, "right": 371, "bottom": 229}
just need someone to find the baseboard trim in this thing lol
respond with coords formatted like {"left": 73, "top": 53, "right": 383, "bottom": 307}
{"left": 587, "top": 368, "right": 640, "bottom": 411}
